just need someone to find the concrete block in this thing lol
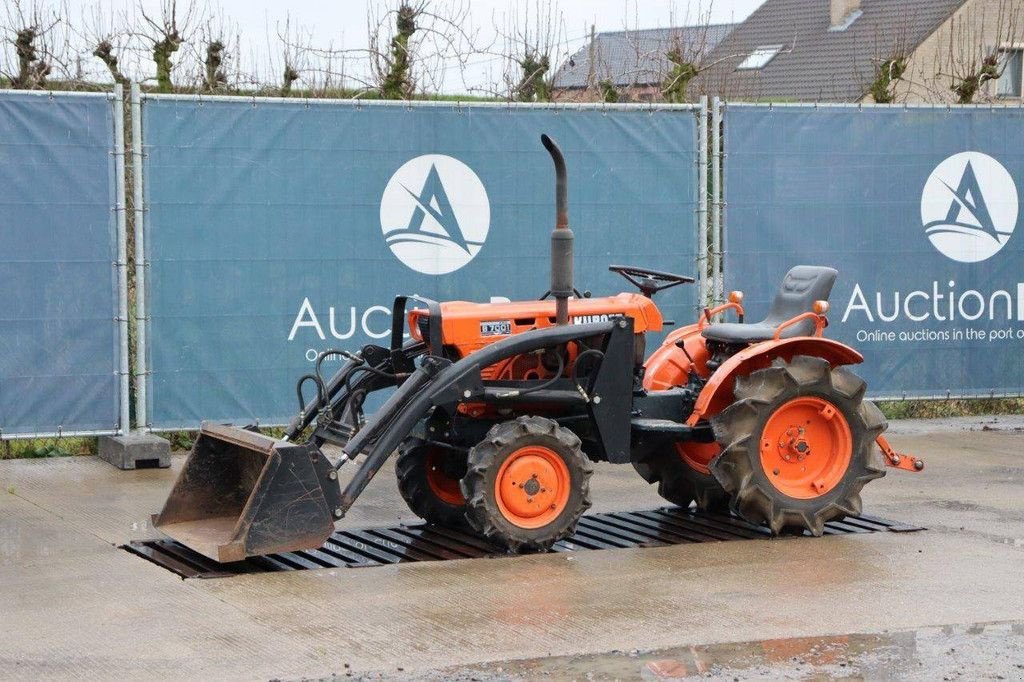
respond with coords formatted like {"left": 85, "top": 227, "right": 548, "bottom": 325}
{"left": 97, "top": 433, "right": 171, "bottom": 470}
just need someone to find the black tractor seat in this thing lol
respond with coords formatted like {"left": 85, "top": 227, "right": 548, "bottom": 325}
{"left": 702, "top": 266, "right": 838, "bottom": 344}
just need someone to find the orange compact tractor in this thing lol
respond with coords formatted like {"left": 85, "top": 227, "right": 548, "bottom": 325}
{"left": 153, "top": 135, "right": 923, "bottom": 562}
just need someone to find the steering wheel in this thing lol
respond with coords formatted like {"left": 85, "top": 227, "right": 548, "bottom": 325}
{"left": 608, "top": 265, "right": 695, "bottom": 298}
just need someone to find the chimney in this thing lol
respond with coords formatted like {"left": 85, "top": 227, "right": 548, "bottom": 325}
{"left": 830, "top": 0, "right": 861, "bottom": 29}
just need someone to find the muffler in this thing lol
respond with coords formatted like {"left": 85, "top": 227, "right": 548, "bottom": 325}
{"left": 542, "top": 134, "right": 573, "bottom": 326}
{"left": 152, "top": 422, "right": 341, "bottom": 562}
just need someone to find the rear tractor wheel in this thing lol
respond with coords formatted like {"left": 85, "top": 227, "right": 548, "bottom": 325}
{"left": 461, "top": 416, "right": 593, "bottom": 553}
{"left": 710, "top": 355, "right": 887, "bottom": 536}
{"left": 396, "top": 438, "right": 468, "bottom": 528}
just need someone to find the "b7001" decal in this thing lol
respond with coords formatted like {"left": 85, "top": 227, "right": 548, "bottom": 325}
{"left": 480, "top": 320, "right": 513, "bottom": 336}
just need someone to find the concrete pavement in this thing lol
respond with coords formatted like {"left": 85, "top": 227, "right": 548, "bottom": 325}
{"left": 1, "top": 419, "right": 1022, "bottom": 680}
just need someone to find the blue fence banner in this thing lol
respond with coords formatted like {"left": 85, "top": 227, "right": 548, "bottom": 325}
{"left": 0, "top": 91, "right": 122, "bottom": 437}
{"left": 142, "top": 98, "right": 701, "bottom": 429}
{"left": 724, "top": 104, "right": 1024, "bottom": 398}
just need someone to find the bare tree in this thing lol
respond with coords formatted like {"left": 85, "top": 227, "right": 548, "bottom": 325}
{"left": 274, "top": 16, "right": 305, "bottom": 96}
{"left": 894, "top": 0, "right": 1024, "bottom": 104}
{"left": 867, "top": 57, "right": 908, "bottom": 103}
{"left": 489, "top": 0, "right": 567, "bottom": 102}
{"left": 379, "top": 2, "right": 416, "bottom": 97}
{"left": 192, "top": 10, "right": 234, "bottom": 91}
{"left": 592, "top": 0, "right": 728, "bottom": 103}
{"left": 582, "top": 33, "right": 624, "bottom": 102}
{"left": 1, "top": 0, "right": 69, "bottom": 89}
{"left": 271, "top": 16, "right": 359, "bottom": 97}
{"left": 658, "top": 2, "right": 723, "bottom": 102}
{"left": 366, "top": 0, "right": 476, "bottom": 99}
{"left": 84, "top": 2, "right": 132, "bottom": 86}
{"left": 134, "top": 0, "right": 203, "bottom": 92}
{"left": 862, "top": 16, "right": 912, "bottom": 103}
{"left": 942, "top": 0, "right": 1023, "bottom": 103}
{"left": 203, "top": 38, "right": 225, "bottom": 89}
{"left": 92, "top": 38, "right": 129, "bottom": 86}
{"left": 597, "top": 78, "right": 618, "bottom": 102}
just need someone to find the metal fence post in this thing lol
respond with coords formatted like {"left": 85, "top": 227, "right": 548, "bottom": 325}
{"left": 130, "top": 83, "right": 148, "bottom": 431}
{"left": 697, "top": 96, "right": 709, "bottom": 307}
{"left": 711, "top": 97, "right": 723, "bottom": 304}
{"left": 112, "top": 85, "right": 130, "bottom": 435}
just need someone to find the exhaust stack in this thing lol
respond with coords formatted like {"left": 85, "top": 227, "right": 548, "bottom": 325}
{"left": 542, "top": 134, "right": 573, "bottom": 326}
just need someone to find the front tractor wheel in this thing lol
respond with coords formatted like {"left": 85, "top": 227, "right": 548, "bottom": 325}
{"left": 396, "top": 438, "right": 468, "bottom": 528}
{"left": 710, "top": 355, "right": 887, "bottom": 536}
{"left": 461, "top": 416, "right": 593, "bottom": 553}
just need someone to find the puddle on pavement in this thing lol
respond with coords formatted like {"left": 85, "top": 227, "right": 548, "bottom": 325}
{"left": 411, "top": 621, "right": 1024, "bottom": 681}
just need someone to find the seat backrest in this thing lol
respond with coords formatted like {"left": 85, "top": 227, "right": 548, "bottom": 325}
{"left": 761, "top": 266, "right": 838, "bottom": 329}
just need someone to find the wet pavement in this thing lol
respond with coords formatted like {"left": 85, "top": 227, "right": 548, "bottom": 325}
{"left": 410, "top": 621, "right": 1024, "bottom": 681}
{"left": 1, "top": 417, "right": 1022, "bottom": 680}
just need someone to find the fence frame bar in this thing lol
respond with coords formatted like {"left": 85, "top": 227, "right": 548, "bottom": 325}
{"left": 711, "top": 96, "right": 723, "bottom": 303}
{"left": 725, "top": 101, "right": 1024, "bottom": 110}
{"left": 112, "top": 85, "right": 130, "bottom": 435}
{"left": 139, "top": 92, "right": 700, "bottom": 111}
{"left": 130, "top": 83, "right": 149, "bottom": 431}
{"left": 697, "top": 96, "right": 710, "bottom": 307}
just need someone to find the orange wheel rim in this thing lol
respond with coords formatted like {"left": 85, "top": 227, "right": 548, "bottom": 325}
{"left": 759, "top": 397, "right": 852, "bottom": 500}
{"left": 494, "top": 445, "right": 570, "bottom": 529}
{"left": 425, "top": 448, "right": 465, "bottom": 506}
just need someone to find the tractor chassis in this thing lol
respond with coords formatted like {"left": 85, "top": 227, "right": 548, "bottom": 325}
{"left": 299, "top": 297, "right": 708, "bottom": 521}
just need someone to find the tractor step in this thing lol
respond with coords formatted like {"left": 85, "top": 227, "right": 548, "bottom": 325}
{"left": 124, "top": 508, "right": 923, "bottom": 579}
{"left": 629, "top": 418, "right": 692, "bottom": 434}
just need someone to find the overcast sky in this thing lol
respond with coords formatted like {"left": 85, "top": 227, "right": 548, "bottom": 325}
{"left": 194, "top": 0, "right": 768, "bottom": 40}
{"left": 68, "top": 1, "right": 767, "bottom": 92}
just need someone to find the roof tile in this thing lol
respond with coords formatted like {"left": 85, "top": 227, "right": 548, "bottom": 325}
{"left": 554, "top": 24, "right": 735, "bottom": 89}
{"left": 693, "top": 0, "right": 968, "bottom": 101}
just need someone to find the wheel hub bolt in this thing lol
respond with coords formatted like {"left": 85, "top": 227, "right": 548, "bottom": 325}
{"left": 778, "top": 426, "right": 811, "bottom": 462}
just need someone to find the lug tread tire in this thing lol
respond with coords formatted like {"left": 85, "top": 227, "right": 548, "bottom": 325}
{"left": 631, "top": 450, "right": 729, "bottom": 512}
{"left": 395, "top": 438, "right": 468, "bottom": 528}
{"left": 710, "top": 355, "right": 887, "bottom": 536}
{"left": 461, "top": 416, "right": 593, "bottom": 553}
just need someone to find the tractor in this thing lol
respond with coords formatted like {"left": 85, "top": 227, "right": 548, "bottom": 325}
{"left": 153, "top": 134, "right": 922, "bottom": 562}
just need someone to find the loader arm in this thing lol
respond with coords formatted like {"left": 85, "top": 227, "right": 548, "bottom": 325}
{"left": 154, "top": 317, "right": 635, "bottom": 562}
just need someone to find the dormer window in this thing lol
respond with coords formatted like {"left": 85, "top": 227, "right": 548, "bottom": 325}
{"left": 737, "top": 45, "right": 783, "bottom": 70}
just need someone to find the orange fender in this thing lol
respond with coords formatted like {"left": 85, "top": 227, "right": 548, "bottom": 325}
{"left": 686, "top": 337, "right": 864, "bottom": 426}
{"left": 642, "top": 323, "right": 709, "bottom": 392}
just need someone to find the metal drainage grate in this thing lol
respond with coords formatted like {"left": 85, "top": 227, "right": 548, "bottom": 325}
{"left": 124, "top": 508, "right": 923, "bottom": 579}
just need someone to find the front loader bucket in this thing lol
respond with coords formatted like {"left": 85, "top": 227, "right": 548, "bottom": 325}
{"left": 152, "top": 422, "right": 342, "bottom": 562}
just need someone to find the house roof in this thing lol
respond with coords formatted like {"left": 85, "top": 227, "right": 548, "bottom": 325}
{"left": 553, "top": 24, "right": 736, "bottom": 89}
{"left": 692, "top": 0, "right": 969, "bottom": 102}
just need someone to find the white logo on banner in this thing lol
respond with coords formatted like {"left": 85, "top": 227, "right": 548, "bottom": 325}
{"left": 380, "top": 155, "right": 490, "bottom": 275}
{"left": 921, "top": 152, "right": 1018, "bottom": 263}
